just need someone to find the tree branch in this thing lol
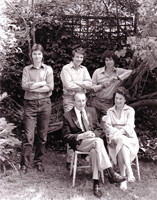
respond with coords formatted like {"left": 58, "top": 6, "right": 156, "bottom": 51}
{"left": 129, "top": 99, "right": 157, "bottom": 109}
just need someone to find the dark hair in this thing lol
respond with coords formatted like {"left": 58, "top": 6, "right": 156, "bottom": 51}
{"left": 30, "top": 43, "right": 44, "bottom": 61}
{"left": 113, "top": 87, "right": 130, "bottom": 103}
{"left": 101, "top": 50, "right": 117, "bottom": 63}
{"left": 72, "top": 47, "right": 86, "bottom": 58}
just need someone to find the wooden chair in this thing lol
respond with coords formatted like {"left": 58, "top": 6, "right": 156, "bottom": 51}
{"left": 70, "top": 150, "right": 105, "bottom": 187}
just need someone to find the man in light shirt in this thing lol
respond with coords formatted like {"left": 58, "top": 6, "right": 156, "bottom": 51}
{"left": 60, "top": 47, "right": 92, "bottom": 167}
{"left": 62, "top": 92, "right": 126, "bottom": 198}
{"left": 89, "top": 50, "right": 132, "bottom": 123}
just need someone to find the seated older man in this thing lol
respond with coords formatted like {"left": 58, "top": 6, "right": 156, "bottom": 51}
{"left": 62, "top": 91, "right": 126, "bottom": 198}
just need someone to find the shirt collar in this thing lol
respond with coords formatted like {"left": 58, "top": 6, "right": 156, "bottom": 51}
{"left": 100, "top": 66, "right": 117, "bottom": 74}
{"left": 69, "top": 61, "right": 83, "bottom": 69}
{"left": 30, "top": 63, "right": 45, "bottom": 69}
{"left": 110, "top": 104, "right": 129, "bottom": 112}
{"left": 74, "top": 107, "right": 86, "bottom": 115}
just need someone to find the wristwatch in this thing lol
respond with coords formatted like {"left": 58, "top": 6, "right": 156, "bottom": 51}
{"left": 117, "top": 76, "right": 121, "bottom": 81}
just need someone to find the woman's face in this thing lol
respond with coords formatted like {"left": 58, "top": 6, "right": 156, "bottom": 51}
{"left": 115, "top": 92, "right": 126, "bottom": 108}
{"left": 105, "top": 57, "right": 114, "bottom": 69}
{"left": 32, "top": 50, "right": 43, "bottom": 63}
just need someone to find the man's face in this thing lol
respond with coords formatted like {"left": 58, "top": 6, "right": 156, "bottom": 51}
{"left": 105, "top": 57, "right": 114, "bottom": 69}
{"left": 74, "top": 93, "right": 86, "bottom": 111}
{"left": 72, "top": 52, "right": 84, "bottom": 67}
{"left": 32, "top": 50, "right": 43, "bottom": 63}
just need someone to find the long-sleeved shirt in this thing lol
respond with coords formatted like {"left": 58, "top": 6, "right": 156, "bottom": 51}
{"left": 22, "top": 63, "right": 54, "bottom": 100}
{"left": 60, "top": 61, "right": 92, "bottom": 96}
{"left": 104, "top": 104, "right": 137, "bottom": 140}
{"left": 92, "top": 67, "right": 132, "bottom": 99}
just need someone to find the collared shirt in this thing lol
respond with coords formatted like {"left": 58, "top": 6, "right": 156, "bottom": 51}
{"left": 22, "top": 63, "right": 54, "bottom": 100}
{"left": 74, "top": 107, "right": 89, "bottom": 131}
{"left": 92, "top": 67, "right": 132, "bottom": 99}
{"left": 60, "top": 61, "right": 92, "bottom": 96}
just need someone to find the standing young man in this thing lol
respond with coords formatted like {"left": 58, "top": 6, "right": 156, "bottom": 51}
{"left": 21, "top": 44, "right": 54, "bottom": 173}
{"left": 60, "top": 47, "right": 92, "bottom": 168}
{"left": 89, "top": 50, "right": 132, "bottom": 123}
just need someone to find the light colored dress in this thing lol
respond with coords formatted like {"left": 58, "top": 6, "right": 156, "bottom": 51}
{"left": 102, "top": 104, "right": 139, "bottom": 165}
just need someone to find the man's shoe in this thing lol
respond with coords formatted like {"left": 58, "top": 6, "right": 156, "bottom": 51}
{"left": 66, "top": 162, "right": 71, "bottom": 170}
{"left": 35, "top": 163, "right": 44, "bottom": 172}
{"left": 21, "top": 165, "right": 27, "bottom": 174}
{"left": 109, "top": 172, "right": 127, "bottom": 184}
{"left": 93, "top": 184, "right": 102, "bottom": 198}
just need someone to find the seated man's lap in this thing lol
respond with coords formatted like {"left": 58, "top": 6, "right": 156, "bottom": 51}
{"left": 77, "top": 138, "right": 103, "bottom": 152}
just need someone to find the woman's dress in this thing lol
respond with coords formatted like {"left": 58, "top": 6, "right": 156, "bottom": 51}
{"left": 102, "top": 104, "right": 139, "bottom": 165}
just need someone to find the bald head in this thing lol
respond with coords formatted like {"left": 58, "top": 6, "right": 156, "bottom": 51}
{"left": 74, "top": 92, "right": 87, "bottom": 111}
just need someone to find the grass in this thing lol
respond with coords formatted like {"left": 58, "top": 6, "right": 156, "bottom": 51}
{"left": 0, "top": 148, "right": 157, "bottom": 200}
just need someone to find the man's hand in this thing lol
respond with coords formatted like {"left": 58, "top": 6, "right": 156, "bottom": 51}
{"left": 84, "top": 131, "right": 96, "bottom": 139}
{"left": 77, "top": 131, "right": 96, "bottom": 140}
{"left": 101, "top": 81, "right": 112, "bottom": 88}
{"left": 110, "top": 76, "right": 121, "bottom": 82}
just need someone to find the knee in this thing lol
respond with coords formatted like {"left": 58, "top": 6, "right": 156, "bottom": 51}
{"left": 95, "top": 137, "right": 104, "bottom": 144}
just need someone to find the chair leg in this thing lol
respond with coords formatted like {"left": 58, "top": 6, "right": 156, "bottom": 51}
{"left": 72, "top": 152, "right": 78, "bottom": 187}
{"left": 70, "top": 152, "right": 74, "bottom": 176}
{"left": 136, "top": 156, "right": 140, "bottom": 181}
{"left": 101, "top": 170, "right": 104, "bottom": 184}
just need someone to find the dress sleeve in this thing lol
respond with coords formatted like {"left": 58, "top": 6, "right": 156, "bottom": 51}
{"left": 122, "top": 107, "right": 135, "bottom": 136}
{"left": 102, "top": 111, "right": 119, "bottom": 143}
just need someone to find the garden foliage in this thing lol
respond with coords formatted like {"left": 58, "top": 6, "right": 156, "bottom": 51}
{"left": 0, "top": 93, "right": 21, "bottom": 172}
{"left": 0, "top": 0, "right": 157, "bottom": 163}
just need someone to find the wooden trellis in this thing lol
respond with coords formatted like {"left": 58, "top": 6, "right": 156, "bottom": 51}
{"left": 62, "top": 15, "right": 136, "bottom": 47}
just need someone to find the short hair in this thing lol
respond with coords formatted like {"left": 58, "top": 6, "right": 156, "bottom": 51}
{"left": 113, "top": 87, "right": 130, "bottom": 102}
{"left": 31, "top": 43, "right": 44, "bottom": 55}
{"left": 72, "top": 47, "right": 86, "bottom": 58}
{"left": 101, "top": 50, "right": 117, "bottom": 63}
{"left": 73, "top": 91, "right": 86, "bottom": 101}
{"left": 30, "top": 43, "right": 44, "bottom": 62}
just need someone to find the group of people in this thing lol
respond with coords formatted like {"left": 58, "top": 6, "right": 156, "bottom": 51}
{"left": 20, "top": 44, "right": 139, "bottom": 198}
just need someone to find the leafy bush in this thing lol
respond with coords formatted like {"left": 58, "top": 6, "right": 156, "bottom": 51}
{"left": 0, "top": 117, "right": 21, "bottom": 172}
{"left": 0, "top": 93, "right": 21, "bottom": 172}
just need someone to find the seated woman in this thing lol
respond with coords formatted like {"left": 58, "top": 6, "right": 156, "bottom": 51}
{"left": 102, "top": 87, "right": 139, "bottom": 191}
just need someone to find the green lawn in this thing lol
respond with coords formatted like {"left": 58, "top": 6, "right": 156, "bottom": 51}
{"left": 0, "top": 148, "right": 156, "bottom": 200}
